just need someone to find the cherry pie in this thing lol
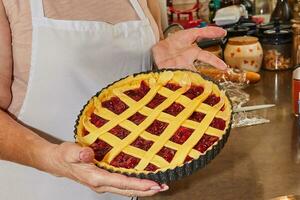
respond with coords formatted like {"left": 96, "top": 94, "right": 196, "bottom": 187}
{"left": 75, "top": 70, "right": 232, "bottom": 182}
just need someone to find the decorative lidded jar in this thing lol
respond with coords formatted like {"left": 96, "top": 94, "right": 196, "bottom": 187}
{"left": 224, "top": 36, "right": 263, "bottom": 72}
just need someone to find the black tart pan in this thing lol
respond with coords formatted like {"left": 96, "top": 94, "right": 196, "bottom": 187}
{"left": 74, "top": 69, "right": 233, "bottom": 183}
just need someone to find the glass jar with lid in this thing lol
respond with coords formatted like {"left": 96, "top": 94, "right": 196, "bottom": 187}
{"left": 261, "top": 27, "right": 293, "bottom": 70}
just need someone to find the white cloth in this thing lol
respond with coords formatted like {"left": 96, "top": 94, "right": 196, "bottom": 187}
{"left": 214, "top": 5, "right": 248, "bottom": 26}
{"left": 0, "top": 0, "right": 156, "bottom": 199}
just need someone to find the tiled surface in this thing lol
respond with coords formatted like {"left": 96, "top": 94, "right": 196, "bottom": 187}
{"left": 142, "top": 71, "right": 300, "bottom": 200}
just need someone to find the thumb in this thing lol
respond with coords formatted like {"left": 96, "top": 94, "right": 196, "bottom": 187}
{"left": 60, "top": 142, "right": 95, "bottom": 164}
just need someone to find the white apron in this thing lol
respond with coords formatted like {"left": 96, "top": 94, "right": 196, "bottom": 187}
{"left": 0, "top": 0, "right": 156, "bottom": 199}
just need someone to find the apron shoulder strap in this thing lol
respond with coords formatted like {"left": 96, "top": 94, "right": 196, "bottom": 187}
{"left": 129, "top": 0, "right": 148, "bottom": 21}
{"left": 30, "top": 0, "right": 45, "bottom": 19}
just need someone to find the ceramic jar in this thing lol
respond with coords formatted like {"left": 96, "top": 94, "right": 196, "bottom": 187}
{"left": 224, "top": 36, "right": 263, "bottom": 72}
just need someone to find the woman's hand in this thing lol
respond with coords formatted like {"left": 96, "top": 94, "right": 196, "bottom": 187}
{"left": 48, "top": 142, "right": 168, "bottom": 197}
{"left": 152, "top": 26, "right": 227, "bottom": 71}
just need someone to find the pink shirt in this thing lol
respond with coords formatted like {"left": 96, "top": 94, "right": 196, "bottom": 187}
{"left": 2, "top": 0, "right": 159, "bottom": 116}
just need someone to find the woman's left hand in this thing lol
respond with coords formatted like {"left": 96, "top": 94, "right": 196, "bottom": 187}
{"left": 152, "top": 26, "right": 227, "bottom": 71}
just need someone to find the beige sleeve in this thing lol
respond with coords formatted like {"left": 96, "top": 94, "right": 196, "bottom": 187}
{"left": 0, "top": 0, "right": 13, "bottom": 110}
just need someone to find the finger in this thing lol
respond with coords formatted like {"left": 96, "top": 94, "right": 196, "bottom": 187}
{"left": 157, "top": 57, "right": 196, "bottom": 71}
{"left": 94, "top": 185, "right": 169, "bottom": 197}
{"left": 95, "top": 170, "right": 162, "bottom": 191}
{"left": 195, "top": 48, "right": 228, "bottom": 70}
{"left": 60, "top": 142, "right": 94, "bottom": 163}
{"left": 170, "top": 27, "right": 226, "bottom": 45}
{"left": 155, "top": 48, "right": 197, "bottom": 70}
{"left": 157, "top": 46, "right": 227, "bottom": 70}
{"left": 192, "top": 26, "right": 227, "bottom": 42}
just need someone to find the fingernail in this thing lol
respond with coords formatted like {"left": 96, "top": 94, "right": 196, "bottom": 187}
{"left": 150, "top": 186, "right": 161, "bottom": 191}
{"left": 221, "top": 64, "right": 229, "bottom": 70}
{"left": 79, "top": 151, "right": 85, "bottom": 161}
{"left": 160, "top": 184, "right": 169, "bottom": 192}
{"left": 79, "top": 150, "right": 91, "bottom": 162}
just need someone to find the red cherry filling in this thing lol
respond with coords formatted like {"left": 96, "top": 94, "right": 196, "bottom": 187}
{"left": 184, "top": 155, "right": 193, "bottom": 163}
{"left": 210, "top": 118, "right": 226, "bottom": 130}
{"left": 131, "top": 137, "right": 154, "bottom": 151}
{"left": 193, "top": 134, "right": 219, "bottom": 153}
{"left": 82, "top": 128, "right": 89, "bottom": 136}
{"left": 90, "top": 139, "right": 112, "bottom": 161}
{"left": 146, "top": 94, "right": 167, "bottom": 109}
{"left": 189, "top": 112, "right": 206, "bottom": 122}
{"left": 124, "top": 81, "right": 150, "bottom": 101}
{"left": 90, "top": 113, "right": 108, "bottom": 128}
{"left": 203, "top": 94, "right": 221, "bottom": 106}
{"left": 170, "top": 126, "right": 194, "bottom": 144}
{"left": 146, "top": 120, "right": 169, "bottom": 136}
{"left": 128, "top": 112, "right": 147, "bottom": 125}
{"left": 110, "top": 152, "right": 140, "bottom": 169}
{"left": 183, "top": 85, "right": 204, "bottom": 100}
{"left": 164, "top": 102, "right": 185, "bottom": 116}
{"left": 102, "top": 97, "right": 128, "bottom": 114}
{"left": 109, "top": 125, "right": 130, "bottom": 139}
{"left": 157, "top": 147, "right": 177, "bottom": 163}
{"left": 221, "top": 105, "right": 226, "bottom": 111}
{"left": 145, "top": 163, "right": 159, "bottom": 172}
{"left": 164, "top": 83, "right": 181, "bottom": 91}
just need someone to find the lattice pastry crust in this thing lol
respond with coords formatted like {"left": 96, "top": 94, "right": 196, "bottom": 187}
{"left": 75, "top": 70, "right": 232, "bottom": 175}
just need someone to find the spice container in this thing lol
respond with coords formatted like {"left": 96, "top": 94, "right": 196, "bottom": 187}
{"left": 293, "top": 67, "right": 300, "bottom": 116}
{"left": 198, "top": 38, "right": 223, "bottom": 59}
{"left": 224, "top": 36, "right": 263, "bottom": 72}
{"left": 261, "top": 27, "right": 292, "bottom": 70}
{"left": 203, "top": 45, "right": 223, "bottom": 58}
{"left": 292, "top": 19, "right": 300, "bottom": 66}
{"left": 293, "top": 1, "right": 300, "bottom": 19}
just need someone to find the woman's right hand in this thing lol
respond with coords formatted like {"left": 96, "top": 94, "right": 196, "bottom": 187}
{"left": 47, "top": 142, "right": 169, "bottom": 197}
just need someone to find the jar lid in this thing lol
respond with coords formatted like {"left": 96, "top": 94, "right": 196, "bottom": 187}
{"left": 263, "top": 29, "right": 292, "bottom": 41}
{"left": 228, "top": 36, "right": 258, "bottom": 45}
{"left": 240, "top": 22, "right": 256, "bottom": 30}
{"left": 227, "top": 26, "right": 249, "bottom": 33}
{"left": 226, "top": 26, "right": 249, "bottom": 37}
{"left": 293, "top": 67, "right": 300, "bottom": 80}
{"left": 258, "top": 23, "right": 291, "bottom": 31}
{"left": 257, "top": 22, "right": 291, "bottom": 36}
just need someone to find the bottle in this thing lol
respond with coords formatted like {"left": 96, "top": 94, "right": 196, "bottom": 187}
{"left": 270, "top": 0, "right": 292, "bottom": 22}
{"left": 241, "top": 0, "right": 254, "bottom": 16}
{"left": 209, "top": 0, "right": 216, "bottom": 23}
{"left": 293, "top": 67, "right": 300, "bottom": 116}
{"left": 209, "top": 0, "right": 221, "bottom": 23}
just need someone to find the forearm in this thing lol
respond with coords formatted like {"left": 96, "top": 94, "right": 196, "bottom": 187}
{"left": 0, "top": 109, "right": 57, "bottom": 174}
{"left": 147, "top": 0, "right": 164, "bottom": 39}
